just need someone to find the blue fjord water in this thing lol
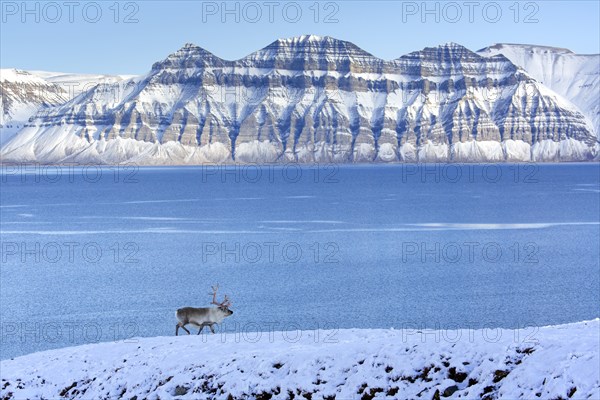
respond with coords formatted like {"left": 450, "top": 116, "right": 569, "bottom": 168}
{"left": 0, "top": 164, "right": 599, "bottom": 359}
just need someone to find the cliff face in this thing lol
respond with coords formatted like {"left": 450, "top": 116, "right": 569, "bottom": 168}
{"left": 1, "top": 37, "right": 597, "bottom": 164}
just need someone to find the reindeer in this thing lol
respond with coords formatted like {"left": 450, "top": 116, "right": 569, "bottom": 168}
{"left": 175, "top": 285, "right": 233, "bottom": 336}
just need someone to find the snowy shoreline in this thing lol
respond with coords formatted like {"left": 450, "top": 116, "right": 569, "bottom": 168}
{"left": 1, "top": 320, "right": 598, "bottom": 399}
{"left": 0, "top": 159, "right": 599, "bottom": 168}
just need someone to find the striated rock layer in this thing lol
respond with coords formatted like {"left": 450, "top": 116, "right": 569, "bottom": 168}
{"left": 1, "top": 36, "right": 598, "bottom": 164}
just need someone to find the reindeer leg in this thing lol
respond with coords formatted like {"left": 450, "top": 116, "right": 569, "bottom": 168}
{"left": 209, "top": 324, "right": 215, "bottom": 334}
{"left": 177, "top": 322, "right": 191, "bottom": 335}
{"left": 197, "top": 324, "right": 205, "bottom": 335}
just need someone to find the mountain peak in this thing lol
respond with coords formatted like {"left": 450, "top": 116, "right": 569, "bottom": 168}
{"left": 182, "top": 42, "right": 200, "bottom": 49}
{"left": 440, "top": 42, "right": 469, "bottom": 50}
{"left": 151, "top": 43, "right": 224, "bottom": 71}
{"left": 398, "top": 42, "right": 481, "bottom": 61}
{"left": 256, "top": 35, "right": 375, "bottom": 57}
{"left": 238, "top": 34, "right": 379, "bottom": 71}
{"left": 481, "top": 43, "right": 575, "bottom": 55}
{"left": 277, "top": 34, "right": 328, "bottom": 44}
{"left": 0, "top": 68, "right": 47, "bottom": 84}
{"left": 269, "top": 34, "right": 372, "bottom": 53}
{"left": 171, "top": 42, "right": 215, "bottom": 56}
{"left": 435, "top": 42, "right": 478, "bottom": 54}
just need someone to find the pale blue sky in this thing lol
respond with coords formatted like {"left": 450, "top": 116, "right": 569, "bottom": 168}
{"left": 1, "top": 1, "right": 599, "bottom": 75}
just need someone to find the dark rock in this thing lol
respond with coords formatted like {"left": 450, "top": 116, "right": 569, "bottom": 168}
{"left": 59, "top": 382, "right": 77, "bottom": 397}
{"left": 516, "top": 347, "right": 535, "bottom": 355}
{"left": 448, "top": 367, "right": 468, "bottom": 383}
{"left": 442, "top": 385, "right": 459, "bottom": 397}
{"left": 493, "top": 369, "right": 510, "bottom": 383}
{"left": 481, "top": 386, "right": 495, "bottom": 396}
{"left": 174, "top": 385, "right": 188, "bottom": 396}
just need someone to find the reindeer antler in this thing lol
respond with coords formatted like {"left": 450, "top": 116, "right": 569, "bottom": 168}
{"left": 210, "top": 284, "right": 232, "bottom": 308}
{"left": 221, "top": 294, "right": 232, "bottom": 308}
{"left": 210, "top": 284, "right": 219, "bottom": 305}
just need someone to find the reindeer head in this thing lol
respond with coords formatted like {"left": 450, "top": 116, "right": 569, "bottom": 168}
{"left": 210, "top": 285, "right": 233, "bottom": 316}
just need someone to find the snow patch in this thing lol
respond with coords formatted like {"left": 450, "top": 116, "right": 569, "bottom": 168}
{"left": 1, "top": 320, "right": 598, "bottom": 399}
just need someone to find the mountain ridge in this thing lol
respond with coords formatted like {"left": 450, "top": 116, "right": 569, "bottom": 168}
{"left": 1, "top": 37, "right": 598, "bottom": 164}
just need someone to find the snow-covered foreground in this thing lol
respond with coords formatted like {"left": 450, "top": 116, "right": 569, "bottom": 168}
{"left": 1, "top": 320, "right": 598, "bottom": 399}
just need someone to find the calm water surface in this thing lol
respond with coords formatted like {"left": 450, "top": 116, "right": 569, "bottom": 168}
{"left": 1, "top": 164, "right": 599, "bottom": 358}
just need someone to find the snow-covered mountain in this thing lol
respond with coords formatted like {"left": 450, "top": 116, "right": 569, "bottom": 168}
{"left": 0, "top": 69, "right": 66, "bottom": 145}
{"left": 0, "top": 69, "right": 129, "bottom": 145}
{"left": 1, "top": 320, "right": 599, "bottom": 399}
{"left": 478, "top": 43, "right": 600, "bottom": 139}
{"left": 1, "top": 37, "right": 598, "bottom": 164}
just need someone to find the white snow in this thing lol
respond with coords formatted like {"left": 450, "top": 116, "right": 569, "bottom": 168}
{"left": 1, "top": 320, "right": 598, "bottom": 399}
{"left": 0, "top": 68, "right": 130, "bottom": 146}
{"left": 479, "top": 44, "right": 600, "bottom": 137}
{"left": 452, "top": 141, "right": 505, "bottom": 162}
